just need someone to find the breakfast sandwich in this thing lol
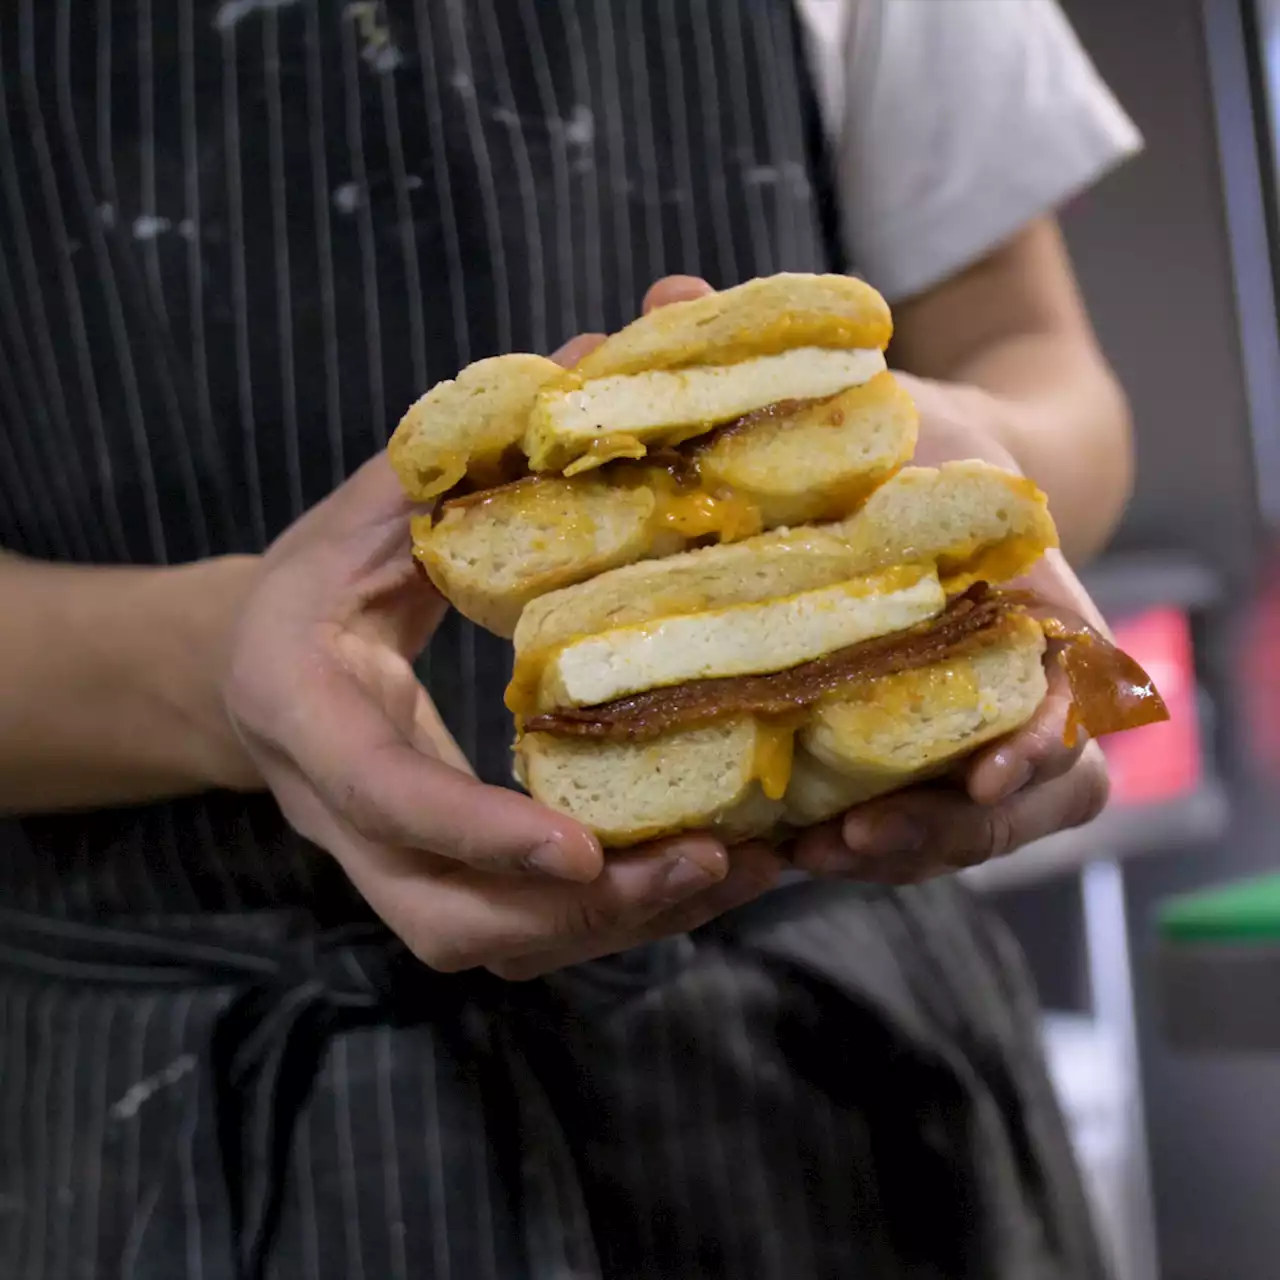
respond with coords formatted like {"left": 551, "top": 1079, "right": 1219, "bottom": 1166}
{"left": 389, "top": 275, "right": 1167, "bottom": 847}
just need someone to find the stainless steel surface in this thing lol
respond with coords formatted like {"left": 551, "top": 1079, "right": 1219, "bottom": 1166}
{"left": 1083, "top": 860, "right": 1161, "bottom": 1280}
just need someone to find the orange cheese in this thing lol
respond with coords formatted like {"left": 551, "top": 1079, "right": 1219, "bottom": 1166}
{"left": 507, "top": 649, "right": 550, "bottom": 717}
{"left": 649, "top": 484, "right": 763, "bottom": 542}
{"left": 751, "top": 716, "right": 802, "bottom": 800}
{"left": 562, "top": 434, "right": 649, "bottom": 476}
{"left": 409, "top": 511, "right": 435, "bottom": 548}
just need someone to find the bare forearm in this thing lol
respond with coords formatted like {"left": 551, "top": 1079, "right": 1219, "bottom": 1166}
{"left": 950, "top": 333, "right": 1133, "bottom": 563}
{"left": 0, "top": 552, "right": 265, "bottom": 813}
{"left": 891, "top": 219, "right": 1134, "bottom": 565}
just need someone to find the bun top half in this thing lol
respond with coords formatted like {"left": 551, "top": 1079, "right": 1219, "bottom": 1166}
{"left": 388, "top": 274, "right": 893, "bottom": 501}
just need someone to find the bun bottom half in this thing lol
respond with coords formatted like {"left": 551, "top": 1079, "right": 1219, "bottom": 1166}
{"left": 515, "top": 615, "right": 1048, "bottom": 847}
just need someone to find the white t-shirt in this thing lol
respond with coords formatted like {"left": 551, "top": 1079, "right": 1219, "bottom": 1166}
{"left": 795, "top": 0, "right": 1142, "bottom": 301}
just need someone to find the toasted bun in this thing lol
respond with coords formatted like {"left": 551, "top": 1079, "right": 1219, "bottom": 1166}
{"left": 415, "top": 372, "right": 917, "bottom": 636}
{"left": 695, "top": 371, "right": 917, "bottom": 526}
{"left": 571, "top": 273, "right": 893, "bottom": 379}
{"left": 515, "top": 620, "right": 1048, "bottom": 848}
{"left": 416, "top": 479, "right": 679, "bottom": 637}
{"left": 517, "top": 716, "right": 785, "bottom": 848}
{"left": 838, "top": 460, "right": 1058, "bottom": 589}
{"left": 389, "top": 275, "right": 894, "bottom": 503}
{"left": 785, "top": 613, "right": 1048, "bottom": 825}
{"left": 389, "top": 354, "right": 566, "bottom": 500}
{"left": 513, "top": 461, "right": 1055, "bottom": 660}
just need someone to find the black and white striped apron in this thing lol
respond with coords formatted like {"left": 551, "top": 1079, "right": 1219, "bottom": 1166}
{"left": 0, "top": 2, "right": 1107, "bottom": 1276}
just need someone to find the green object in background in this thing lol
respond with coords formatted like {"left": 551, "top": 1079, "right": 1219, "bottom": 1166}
{"left": 1157, "top": 872, "right": 1280, "bottom": 944}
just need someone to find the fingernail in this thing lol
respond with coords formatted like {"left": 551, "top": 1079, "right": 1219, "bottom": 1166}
{"left": 660, "top": 856, "right": 718, "bottom": 901}
{"left": 991, "top": 754, "right": 1034, "bottom": 803}
{"left": 842, "top": 814, "right": 925, "bottom": 858}
{"left": 522, "top": 841, "right": 581, "bottom": 879}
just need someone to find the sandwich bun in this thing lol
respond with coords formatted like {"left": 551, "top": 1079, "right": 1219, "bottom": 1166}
{"left": 516, "top": 716, "right": 786, "bottom": 849}
{"left": 786, "top": 613, "right": 1048, "bottom": 826}
{"left": 388, "top": 354, "right": 564, "bottom": 501}
{"left": 569, "top": 272, "right": 892, "bottom": 379}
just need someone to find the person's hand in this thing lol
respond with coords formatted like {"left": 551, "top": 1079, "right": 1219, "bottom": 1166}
{"left": 790, "top": 371, "right": 1111, "bottom": 883}
{"left": 221, "top": 280, "right": 786, "bottom": 980}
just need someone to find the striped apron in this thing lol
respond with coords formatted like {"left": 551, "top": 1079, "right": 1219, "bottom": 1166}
{"left": 0, "top": 2, "right": 1107, "bottom": 1276}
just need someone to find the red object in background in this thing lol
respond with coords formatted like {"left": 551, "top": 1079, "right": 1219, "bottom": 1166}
{"left": 1099, "top": 608, "right": 1202, "bottom": 806}
{"left": 1240, "top": 546, "right": 1280, "bottom": 779}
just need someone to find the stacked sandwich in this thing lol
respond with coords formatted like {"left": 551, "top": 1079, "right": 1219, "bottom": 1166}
{"left": 389, "top": 275, "right": 1164, "bottom": 847}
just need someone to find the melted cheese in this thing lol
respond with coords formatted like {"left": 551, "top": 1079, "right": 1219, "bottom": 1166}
{"left": 937, "top": 531, "right": 1052, "bottom": 594}
{"left": 409, "top": 512, "right": 435, "bottom": 547}
{"left": 751, "top": 717, "right": 802, "bottom": 801}
{"left": 561, "top": 434, "right": 649, "bottom": 476}
{"left": 507, "top": 648, "right": 552, "bottom": 716}
{"left": 650, "top": 487, "right": 763, "bottom": 541}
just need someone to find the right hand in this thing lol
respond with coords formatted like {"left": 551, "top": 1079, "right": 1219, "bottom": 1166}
{"left": 221, "top": 287, "right": 786, "bottom": 979}
{"left": 222, "top": 455, "right": 782, "bottom": 978}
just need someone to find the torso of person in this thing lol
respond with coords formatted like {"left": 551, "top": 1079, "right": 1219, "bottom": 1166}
{"left": 0, "top": 0, "right": 839, "bottom": 920}
{"left": 0, "top": 8, "right": 1111, "bottom": 1279}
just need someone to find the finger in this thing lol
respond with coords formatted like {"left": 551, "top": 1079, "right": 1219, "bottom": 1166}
{"left": 487, "top": 842, "right": 785, "bottom": 980}
{"left": 551, "top": 332, "right": 606, "bottom": 368}
{"left": 409, "top": 692, "right": 475, "bottom": 777}
{"left": 642, "top": 275, "right": 715, "bottom": 313}
{"left": 1017, "top": 547, "right": 1111, "bottom": 637}
{"left": 553, "top": 278, "right": 716, "bottom": 368}
{"left": 965, "top": 659, "right": 1085, "bottom": 805}
{"left": 793, "top": 744, "right": 1110, "bottom": 877}
{"left": 271, "top": 453, "right": 415, "bottom": 565}
{"left": 357, "top": 834, "right": 732, "bottom": 973}
{"left": 279, "top": 659, "right": 603, "bottom": 880}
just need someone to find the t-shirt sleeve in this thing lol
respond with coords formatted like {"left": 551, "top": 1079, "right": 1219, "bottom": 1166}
{"left": 833, "top": 0, "right": 1142, "bottom": 302}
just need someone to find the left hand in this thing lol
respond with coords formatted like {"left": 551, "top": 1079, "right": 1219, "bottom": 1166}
{"left": 790, "top": 372, "right": 1112, "bottom": 883}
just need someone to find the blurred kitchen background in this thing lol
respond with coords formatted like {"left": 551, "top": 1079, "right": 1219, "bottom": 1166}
{"left": 965, "top": 1, "right": 1280, "bottom": 1277}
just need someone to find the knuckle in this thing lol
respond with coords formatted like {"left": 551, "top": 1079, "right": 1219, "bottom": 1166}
{"left": 1068, "top": 756, "right": 1111, "bottom": 829}
{"left": 447, "top": 825, "right": 489, "bottom": 870}
{"left": 557, "top": 895, "right": 611, "bottom": 941}
{"left": 337, "top": 782, "right": 396, "bottom": 844}
{"left": 981, "top": 805, "right": 1020, "bottom": 861}
{"left": 334, "top": 765, "right": 412, "bottom": 849}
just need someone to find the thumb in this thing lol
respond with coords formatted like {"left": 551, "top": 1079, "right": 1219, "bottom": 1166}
{"left": 643, "top": 275, "right": 715, "bottom": 313}
{"left": 268, "top": 452, "right": 414, "bottom": 569}
{"left": 282, "top": 655, "right": 603, "bottom": 880}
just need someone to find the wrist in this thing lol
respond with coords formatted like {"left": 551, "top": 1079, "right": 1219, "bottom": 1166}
{"left": 160, "top": 555, "right": 267, "bottom": 793}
